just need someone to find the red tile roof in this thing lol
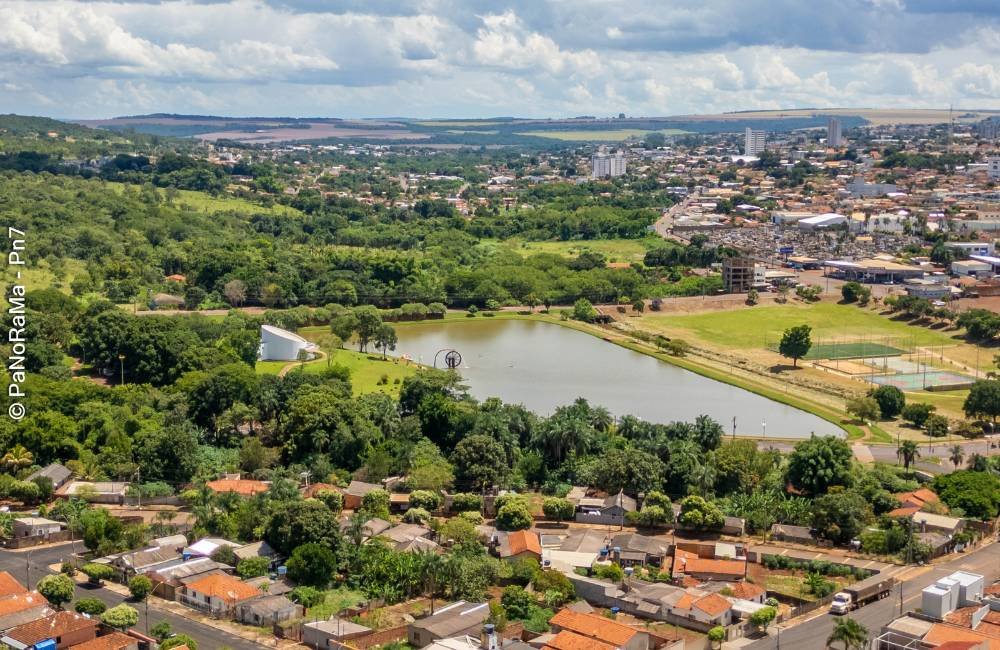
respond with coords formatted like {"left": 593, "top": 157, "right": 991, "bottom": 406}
{"left": 544, "top": 630, "right": 615, "bottom": 650}
{"left": 0, "top": 591, "right": 48, "bottom": 616}
{"left": 729, "top": 582, "right": 765, "bottom": 600}
{"left": 549, "top": 608, "right": 638, "bottom": 646}
{"left": 505, "top": 530, "right": 541, "bottom": 557}
{"left": 924, "top": 623, "right": 1000, "bottom": 650}
{"left": 70, "top": 632, "right": 138, "bottom": 650}
{"left": 672, "top": 549, "right": 745, "bottom": 578}
{"left": 206, "top": 479, "right": 269, "bottom": 496}
{"left": 0, "top": 572, "right": 27, "bottom": 597}
{"left": 6, "top": 611, "right": 97, "bottom": 645}
{"left": 693, "top": 593, "right": 732, "bottom": 618}
{"left": 185, "top": 573, "right": 261, "bottom": 602}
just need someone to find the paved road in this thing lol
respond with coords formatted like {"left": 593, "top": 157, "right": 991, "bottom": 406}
{"left": 741, "top": 540, "right": 1000, "bottom": 649}
{"left": 760, "top": 438, "right": 998, "bottom": 475}
{"left": 0, "top": 542, "right": 269, "bottom": 650}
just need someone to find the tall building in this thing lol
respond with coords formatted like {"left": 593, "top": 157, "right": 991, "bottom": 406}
{"left": 988, "top": 155, "right": 1000, "bottom": 181}
{"left": 827, "top": 117, "right": 843, "bottom": 147}
{"left": 591, "top": 151, "right": 626, "bottom": 179}
{"left": 744, "top": 128, "right": 766, "bottom": 156}
{"left": 976, "top": 117, "right": 999, "bottom": 141}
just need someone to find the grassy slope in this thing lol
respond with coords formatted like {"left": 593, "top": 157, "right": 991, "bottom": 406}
{"left": 488, "top": 237, "right": 659, "bottom": 263}
{"left": 644, "top": 302, "right": 956, "bottom": 349}
{"left": 256, "top": 346, "right": 417, "bottom": 397}
{"left": 107, "top": 183, "right": 302, "bottom": 217}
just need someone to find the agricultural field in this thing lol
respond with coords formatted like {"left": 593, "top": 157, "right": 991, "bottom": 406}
{"left": 516, "top": 128, "right": 688, "bottom": 141}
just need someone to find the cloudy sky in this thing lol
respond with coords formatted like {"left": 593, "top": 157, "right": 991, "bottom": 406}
{"left": 2, "top": 0, "right": 1000, "bottom": 119}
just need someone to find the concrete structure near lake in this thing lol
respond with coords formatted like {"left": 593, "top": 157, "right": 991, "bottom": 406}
{"left": 258, "top": 324, "right": 318, "bottom": 361}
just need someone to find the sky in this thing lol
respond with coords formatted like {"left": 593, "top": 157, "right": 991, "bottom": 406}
{"left": 1, "top": 0, "right": 1000, "bottom": 119}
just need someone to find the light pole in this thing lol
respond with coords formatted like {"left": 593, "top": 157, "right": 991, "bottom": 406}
{"left": 118, "top": 354, "right": 126, "bottom": 386}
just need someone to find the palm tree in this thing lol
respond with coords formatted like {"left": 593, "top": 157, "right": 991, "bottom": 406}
{"left": 827, "top": 616, "right": 868, "bottom": 650}
{"left": 949, "top": 444, "right": 965, "bottom": 468}
{"left": 589, "top": 406, "right": 613, "bottom": 433}
{"left": 690, "top": 462, "right": 717, "bottom": 497}
{"left": 897, "top": 440, "right": 921, "bottom": 473}
{"left": 2, "top": 445, "right": 33, "bottom": 473}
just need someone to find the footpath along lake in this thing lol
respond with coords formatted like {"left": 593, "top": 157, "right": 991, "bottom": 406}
{"left": 393, "top": 318, "right": 843, "bottom": 439}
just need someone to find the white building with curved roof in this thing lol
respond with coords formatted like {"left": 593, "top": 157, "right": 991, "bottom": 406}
{"left": 258, "top": 324, "right": 318, "bottom": 361}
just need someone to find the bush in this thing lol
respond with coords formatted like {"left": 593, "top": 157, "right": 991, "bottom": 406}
{"left": 81, "top": 563, "right": 116, "bottom": 582}
{"left": 458, "top": 511, "right": 483, "bottom": 525}
{"left": 501, "top": 585, "right": 533, "bottom": 620}
{"left": 409, "top": 490, "right": 443, "bottom": 511}
{"left": 542, "top": 497, "right": 575, "bottom": 522}
{"left": 237, "top": 556, "right": 271, "bottom": 579}
{"left": 532, "top": 570, "right": 574, "bottom": 606}
{"left": 402, "top": 507, "right": 431, "bottom": 524}
{"left": 161, "top": 635, "right": 198, "bottom": 650}
{"left": 314, "top": 489, "right": 344, "bottom": 515}
{"left": 101, "top": 604, "right": 139, "bottom": 630}
{"left": 593, "top": 563, "right": 624, "bottom": 582}
{"left": 290, "top": 585, "right": 324, "bottom": 608}
{"left": 128, "top": 575, "right": 153, "bottom": 600}
{"left": 450, "top": 493, "right": 482, "bottom": 513}
{"left": 75, "top": 598, "right": 107, "bottom": 615}
{"left": 901, "top": 403, "right": 935, "bottom": 428}
{"left": 496, "top": 502, "right": 533, "bottom": 531}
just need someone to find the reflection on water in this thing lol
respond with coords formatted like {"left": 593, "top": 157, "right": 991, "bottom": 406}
{"left": 391, "top": 318, "right": 843, "bottom": 439}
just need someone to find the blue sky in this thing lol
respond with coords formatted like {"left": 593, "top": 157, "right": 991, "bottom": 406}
{"left": 1, "top": 0, "right": 999, "bottom": 118}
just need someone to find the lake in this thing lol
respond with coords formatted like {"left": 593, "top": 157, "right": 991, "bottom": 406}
{"left": 392, "top": 318, "right": 843, "bottom": 439}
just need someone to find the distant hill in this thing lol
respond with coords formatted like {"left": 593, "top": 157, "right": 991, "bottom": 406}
{"left": 0, "top": 114, "right": 103, "bottom": 138}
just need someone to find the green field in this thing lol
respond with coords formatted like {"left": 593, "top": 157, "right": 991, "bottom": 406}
{"left": 516, "top": 128, "right": 689, "bottom": 141}
{"left": 771, "top": 341, "right": 905, "bottom": 360}
{"left": 257, "top": 343, "right": 417, "bottom": 396}
{"left": 645, "top": 303, "right": 957, "bottom": 350}
{"left": 108, "top": 183, "right": 302, "bottom": 217}
{"left": 491, "top": 237, "right": 658, "bottom": 262}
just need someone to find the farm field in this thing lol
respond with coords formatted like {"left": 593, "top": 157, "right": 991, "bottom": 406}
{"left": 516, "top": 128, "right": 688, "bottom": 141}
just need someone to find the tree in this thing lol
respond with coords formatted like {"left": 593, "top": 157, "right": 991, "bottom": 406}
{"left": 286, "top": 543, "right": 337, "bottom": 587}
{"left": 932, "top": 470, "right": 1000, "bottom": 520}
{"left": 2, "top": 445, "right": 33, "bottom": 473}
{"left": 948, "top": 444, "right": 965, "bottom": 468}
{"left": 542, "top": 497, "right": 575, "bottom": 523}
{"left": 360, "top": 488, "right": 391, "bottom": 520}
{"left": 786, "top": 435, "right": 853, "bottom": 495}
{"left": 501, "top": 585, "right": 533, "bottom": 620}
{"left": 925, "top": 414, "right": 949, "bottom": 438}
{"left": 81, "top": 563, "right": 116, "bottom": 584}
{"left": 901, "top": 403, "right": 935, "bottom": 428}
{"left": 439, "top": 517, "right": 479, "bottom": 545}
{"left": 811, "top": 491, "right": 873, "bottom": 544}
{"left": 409, "top": 490, "right": 443, "bottom": 511}
{"left": 74, "top": 598, "right": 107, "bottom": 615}
{"left": 36, "top": 574, "right": 74, "bottom": 609}
{"left": 237, "top": 556, "right": 271, "bottom": 579}
{"left": 375, "top": 324, "right": 398, "bottom": 359}
{"left": 102, "top": 604, "right": 139, "bottom": 631}
{"left": 708, "top": 626, "right": 725, "bottom": 648}
{"left": 223, "top": 279, "right": 247, "bottom": 307}
{"left": 264, "top": 500, "right": 340, "bottom": 556}
{"left": 871, "top": 385, "right": 905, "bottom": 419}
{"left": 452, "top": 435, "right": 508, "bottom": 491}
{"left": 677, "top": 496, "right": 724, "bottom": 530}
{"left": 778, "top": 325, "right": 812, "bottom": 367}
{"left": 571, "top": 299, "right": 597, "bottom": 322}
{"left": 161, "top": 635, "right": 197, "bottom": 650}
{"left": 897, "top": 440, "right": 921, "bottom": 473}
{"left": 353, "top": 306, "right": 383, "bottom": 352}
{"left": 964, "top": 380, "right": 1000, "bottom": 421}
{"left": 749, "top": 606, "right": 776, "bottom": 632}
{"left": 290, "top": 585, "right": 324, "bottom": 608}
{"left": 841, "top": 281, "right": 865, "bottom": 303}
{"left": 827, "top": 616, "right": 868, "bottom": 650}
{"left": 314, "top": 489, "right": 344, "bottom": 516}
{"left": 496, "top": 501, "right": 533, "bottom": 531}
{"left": 846, "top": 396, "right": 880, "bottom": 424}
{"left": 128, "top": 575, "right": 153, "bottom": 600}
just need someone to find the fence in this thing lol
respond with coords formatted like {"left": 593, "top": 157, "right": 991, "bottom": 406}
{"left": 787, "top": 593, "right": 837, "bottom": 618}
{"left": 0, "top": 530, "right": 73, "bottom": 549}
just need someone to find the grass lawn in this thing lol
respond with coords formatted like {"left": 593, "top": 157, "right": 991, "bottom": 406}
{"left": 256, "top": 347, "right": 417, "bottom": 396}
{"left": 107, "top": 182, "right": 301, "bottom": 217}
{"left": 516, "top": 129, "right": 689, "bottom": 141}
{"left": 643, "top": 302, "right": 957, "bottom": 351}
{"left": 0, "top": 258, "right": 87, "bottom": 297}
{"left": 306, "top": 588, "right": 368, "bottom": 621}
{"left": 490, "top": 237, "right": 659, "bottom": 263}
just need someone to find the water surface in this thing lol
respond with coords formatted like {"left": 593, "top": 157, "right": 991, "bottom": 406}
{"left": 393, "top": 318, "right": 843, "bottom": 439}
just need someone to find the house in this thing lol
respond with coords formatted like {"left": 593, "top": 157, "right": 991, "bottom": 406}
{"left": 180, "top": 573, "right": 262, "bottom": 616}
{"left": 235, "top": 595, "right": 303, "bottom": 626}
{"left": 144, "top": 557, "right": 231, "bottom": 600}
{"left": 342, "top": 481, "right": 381, "bottom": 510}
{"left": 768, "top": 524, "right": 815, "bottom": 545}
{"left": 496, "top": 530, "right": 542, "bottom": 562}
{"left": 12, "top": 518, "right": 63, "bottom": 539}
{"left": 25, "top": 463, "right": 72, "bottom": 490}
{"left": 896, "top": 487, "right": 942, "bottom": 511}
{"left": 340, "top": 517, "right": 392, "bottom": 540}
{"left": 397, "top": 537, "right": 442, "bottom": 554}
{"left": 56, "top": 481, "right": 129, "bottom": 504}
{"left": 543, "top": 630, "right": 615, "bottom": 650}
{"left": 184, "top": 537, "right": 241, "bottom": 559}
{"left": 205, "top": 478, "right": 269, "bottom": 497}
{"left": 232, "top": 540, "right": 277, "bottom": 564}
{"left": 912, "top": 512, "right": 965, "bottom": 536}
{"left": 608, "top": 533, "right": 670, "bottom": 567}
{"left": 244, "top": 576, "right": 294, "bottom": 597}
{"left": 671, "top": 549, "right": 745, "bottom": 582}
{"left": 548, "top": 608, "right": 648, "bottom": 650}
{"left": 408, "top": 601, "right": 490, "bottom": 648}
{"left": 575, "top": 491, "right": 636, "bottom": 525}
{"left": 380, "top": 524, "right": 432, "bottom": 546}
{"left": 723, "top": 581, "right": 766, "bottom": 604}
{"left": 303, "top": 618, "right": 371, "bottom": 649}
{"left": 0, "top": 572, "right": 27, "bottom": 597}
{"left": 667, "top": 591, "right": 734, "bottom": 627}
{"left": 111, "top": 545, "right": 182, "bottom": 575}
{"left": 0, "top": 591, "right": 54, "bottom": 631}
{"left": 68, "top": 632, "right": 139, "bottom": 650}
{"left": 1, "top": 611, "right": 98, "bottom": 650}
{"left": 150, "top": 293, "right": 184, "bottom": 309}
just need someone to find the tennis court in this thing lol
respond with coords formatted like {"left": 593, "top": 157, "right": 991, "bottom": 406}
{"left": 803, "top": 341, "right": 905, "bottom": 360}
{"left": 869, "top": 371, "right": 976, "bottom": 391}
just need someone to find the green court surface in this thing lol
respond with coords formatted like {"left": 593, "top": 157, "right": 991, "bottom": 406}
{"left": 781, "top": 341, "right": 905, "bottom": 360}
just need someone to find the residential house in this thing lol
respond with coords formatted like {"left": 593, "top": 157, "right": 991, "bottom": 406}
{"left": 396, "top": 537, "right": 442, "bottom": 554}
{"left": 56, "top": 481, "right": 129, "bottom": 505}
{"left": 235, "top": 595, "right": 303, "bottom": 626}
{"left": 25, "top": 464, "right": 72, "bottom": 491}
{"left": 408, "top": 601, "right": 490, "bottom": 648}
{"left": 575, "top": 492, "right": 637, "bottom": 525}
{"left": 543, "top": 630, "right": 614, "bottom": 650}
{"left": 144, "top": 557, "right": 232, "bottom": 600}
{"left": 303, "top": 618, "right": 371, "bottom": 649}
{"left": 340, "top": 517, "right": 392, "bottom": 541}
{"left": 12, "top": 518, "right": 63, "bottom": 539}
{"left": 548, "top": 608, "right": 649, "bottom": 650}
{"left": 180, "top": 573, "right": 262, "bottom": 616}
{"left": 233, "top": 540, "right": 277, "bottom": 565}
{"left": 0, "top": 591, "right": 54, "bottom": 631}
{"left": 68, "top": 632, "right": 139, "bottom": 650}
{"left": 665, "top": 590, "right": 734, "bottom": 627}
{"left": 608, "top": 533, "right": 670, "bottom": 567}
{"left": 244, "top": 576, "right": 294, "bottom": 596}
{"left": 184, "top": 537, "right": 241, "bottom": 559}
{"left": 496, "top": 531, "right": 542, "bottom": 562}
{"left": 1, "top": 611, "right": 98, "bottom": 649}
{"left": 342, "top": 481, "right": 382, "bottom": 510}
{"left": 111, "top": 545, "right": 182, "bottom": 576}
{"left": 768, "top": 524, "right": 816, "bottom": 545}
{"left": 671, "top": 549, "right": 745, "bottom": 582}
{"left": 0, "top": 572, "right": 27, "bottom": 597}
{"left": 380, "top": 524, "right": 432, "bottom": 546}
{"left": 889, "top": 488, "right": 943, "bottom": 518}
{"left": 913, "top": 512, "right": 965, "bottom": 537}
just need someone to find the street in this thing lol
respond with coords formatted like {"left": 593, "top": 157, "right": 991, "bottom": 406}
{"left": 742, "top": 540, "right": 1000, "bottom": 649}
{"left": 0, "top": 542, "right": 270, "bottom": 650}
{"left": 760, "top": 438, "right": 997, "bottom": 475}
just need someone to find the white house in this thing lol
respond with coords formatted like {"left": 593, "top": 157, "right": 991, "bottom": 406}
{"left": 12, "top": 517, "right": 63, "bottom": 538}
{"left": 257, "top": 324, "right": 318, "bottom": 361}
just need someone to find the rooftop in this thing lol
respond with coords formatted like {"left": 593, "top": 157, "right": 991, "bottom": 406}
{"left": 69, "top": 632, "right": 140, "bottom": 650}
{"left": 549, "top": 608, "right": 638, "bottom": 646}
{"left": 185, "top": 573, "right": 262, "bottom": 602}
{"left": 5, "top": 611, "right": 97, "bottom": 645}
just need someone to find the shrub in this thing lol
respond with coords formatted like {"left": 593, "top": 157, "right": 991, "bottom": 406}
{"left": 81, "top": 563, "right": 115, "bottom": 582}
{"left": 501, "top": 585, "right": 533, "bottom": 620}
{"left": 402, "top": 507, "right": 431, "bottom": 524}
{"left": 541, "top": 497, "right": 575, "bottom": 522}
{"left": 128, "top": 575, "right": 153, "bottom": 600}
{"left": 409, "top": 490, "right": 443, "bottom": 511}
{"left": 496, "top": 502, "right": 533, "bottom": 531}
{"left": 290, "top": 585, "right": 324, "bottom": 608}
{"left": 75, "top": 598, "right": 107, "bottom": 615}
{"left": 237, "top": 556, "right": 271, "bottom": 579}
{"left": 451, "top": 493, "right": 482, "bottom": 513}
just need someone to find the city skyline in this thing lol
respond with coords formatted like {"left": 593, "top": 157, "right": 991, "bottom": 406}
{"left": 0, "top": 0, "right": 999, "bottom": 119}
